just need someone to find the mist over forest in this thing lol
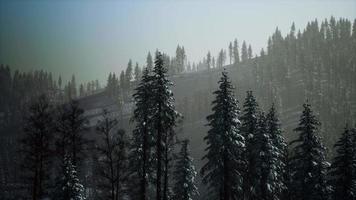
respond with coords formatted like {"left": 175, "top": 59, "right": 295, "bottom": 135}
{"left": 1, "top": 1, "right": 356, "bottom": 200}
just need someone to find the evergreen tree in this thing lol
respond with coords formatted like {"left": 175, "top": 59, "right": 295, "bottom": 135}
{"left": 53, "top": 156, "right": 85, "bottom": 200}
{"left": 71, "top": 74, "right": 77, "bottom": 98}
{"left": 58, "top": 76, "right": 62, "bottom": 89}
{"left": 240, "top": 91, "right": 259, "bottom": 199}
{"left": 19, "top": 95, "right": 54, "bottom": 200}
{"left": 201, "top": 71, "right": 245, "bottom": 200}
{"left": 250, "top": 110, "right": 286, "bottom": 200}
{"left": 172, "top": 139, "right": 199, "bottom": 200}
{"left": 134, "top": 62, "right": 142, "bottom": 81}
{"left": 241, "top": 41, "right": 248, "bottom": 62}
{"left": 329, "top": 125, "right": 356, "bottom": 200}
{"left": 130, "top": 67, "right": 155, "bottom": 200}
{"left": 176, "top": 45, "right": 186, "bottom": 73}
{"left": 289, "top": 103, "right": 331, "bottom": 200}
{"left": 125, "top": 60, "right": 133, "bottom": 90}
{"left": 79, "top": 84, "right": 85, "bottom": 97}
{"left": 217, "top": 49, "right": 226, "bottom": 68}
{"left": 266, "top": 104, "right": 287, "bottom": 199}
{"left": 207, "top": 51, "right": 212, "bottom": 70}
{"left": 248, "top": 44, "right": 253, "bottom": 60}
{"left": 229, "top": 42, "right": 233, "bottom": 64}
{"left": 233, "top": 39, "right": 240, "bottom": 64}
{"left": 119, "top": 70, "right": 125, "bottom": 91}
{"left": 151, "top": 52, "right": 179, "bottom": 200}
{"left": 147, "top": 52, "right": 153, "bottom": 71}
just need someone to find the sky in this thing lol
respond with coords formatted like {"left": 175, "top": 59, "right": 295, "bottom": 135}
{"left": 0, "top": 0, "right": 355, "bottom": 83}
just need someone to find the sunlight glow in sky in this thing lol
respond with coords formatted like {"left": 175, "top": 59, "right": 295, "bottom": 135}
{"left": 1, "top": 0, "right": 355, "bottom": 83}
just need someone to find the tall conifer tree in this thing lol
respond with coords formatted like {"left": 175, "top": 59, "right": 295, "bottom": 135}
{"left": 329, "top": 125, "right": 356, "bottom": 200}
{"left": 201, "top": 71, "right": 245, "bottom": 200}
{"left": 289, "top": 103, "right": 331, "bottom": 200}
{"left": 130, "top": 67, "right": 155, "bottom": 200}
{"left": 151, "top": 52, "right": 179, "bottom": 200}
{"left": 172, "top": 139, "right": 199, "bottom": 200}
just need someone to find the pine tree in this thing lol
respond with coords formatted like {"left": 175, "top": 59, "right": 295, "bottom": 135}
{"left": 233, "top": 39, "right": 240, "bottom": 65}
{"left": 58, "top": 76, "right": 62, "bottom": 89}
{"left": 289, "top": 103, "right": 331, "bottom": 200}
{"left": 217, "top": 49, "right": 226, "bottom": 68}
{"left": 71, "top": 74, "right": 77, "bottom": 98}
{"left": 201, "top": 71, "right": 245, "bottom": 200}
{"left": 229, "top": 42, "right": 233, "bottom": 64}
{"left": 241, "top": 41, "right": 248, "bottom": 62}
{"left": 130, "top": 67, "right": 155, "bottom": 200}
{"left": 151, "top": 52, "right": 179, "bottom": 200}
{"left": 250, "top": 110, "right": 286, "bottom": 200}
{"left": 19, "top": 95, "right": 54, "bottom": 200}
{"left": 147, "top": 52, "right": 153, "bottom": 71}
{"left": 134, "top": 62, "right": 142, "bottom": 81}
{"left": 172, "top": 139, "right": 199, "bottom": 200}
{"left": 79, "top": 84, "right": 85, "bottom": 97}
{"left": 207, "top": 52, "right": 212, "bottom": 70}
{"left": 248, "top": 45, "right": 253, "bottom": 60}
{"left": 240, "top": 91, "right": 259, "bottom": 199}
{"left": 53, "top": 156, "right": 86, "bottom": 200}
{"left": 249, "top": 113, "right": 273, "bottom": 199}
{"left": 329, "top": 125, "right": 356, "bottom": 200}
{"left": 266, "top": 104, "right": 287, "bottom": 199}
{"left": 125, "top": 60, "right": 133, "bottom": 90}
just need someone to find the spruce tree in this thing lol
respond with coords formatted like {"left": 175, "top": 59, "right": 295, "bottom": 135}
{"left": 329, "top": 125, "right": 356, "bottom": 200}
{"left": 172, "top": 139, "right": 199, "bottom": 200}
{"left": 130, "top": 67, "right": 155, "bottom": 200}
{"left": 266, "top": 104, "right": 287, "bottom": 200}
{"left": 229, "top": 42, "right": 233, "bottom": 64}
{"left": 248, "top": 45, "right": 253, "bottom": 60}
{"left": 134, "top": 62, "right": 142, "bottom": 81}
{"left": 201, "top": 71, "right": 245, "bottom": 200}
{"left": 233, "top": 39, "right": 240, "bottom": 64}
{"left": 53, "top": 156, "right": 85, "bottom": 200}
{"left": 249, "top": 113, "right": 272, "bottom": 199}
{"left": 289, "top": 103, "right": 331, "bottom": 200}
{"left": 241, "top": 41, "right": 248, "bottom": 62}
{"left": 147, "top": 52, "right": 154, "bottom": 71}
{"left": 151, "top": 52, "right": 179, "bottom": 200}
{"left": 250, "top": 109, "right": 286, "bottom": 200}
{"left": 240, "top": 91, "right": 259, "bottom": 199}
{"left": 207, "top": 52, "right": 212, "bottom": 70}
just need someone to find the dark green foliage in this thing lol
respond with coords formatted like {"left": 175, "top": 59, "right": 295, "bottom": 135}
{"left": 201, "top": 71, "right": 245, "bottom": 200}
{"left": 53, "top": 156, "right": 85, "bottom": 200}
{"left": 130, "top": 67, "right": 155, "bottom": 200}
{"left": 289, "top": 103, "right": 331, "bottom": 200}
{"left": 266, "top": 105, "right": 287, "bottom": 199}
{"left": 172, "top": 139, "right": 199, "bottom": 200}
{"left": 329, "top": 126, "right": 356, "bottom": 200}
{"left": 151, "top": 51, "right": 180, "bottom": 200}
{"left": 240, "top": 91, "right": 259, "bottom": 199}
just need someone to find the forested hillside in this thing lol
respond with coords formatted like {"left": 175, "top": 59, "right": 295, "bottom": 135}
{"left": 0, "top": 17, "right": 355, "bottom": 200}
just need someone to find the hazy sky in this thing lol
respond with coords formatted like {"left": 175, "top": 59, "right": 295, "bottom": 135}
{"left": 0, "top": 0, "right": 355, "bottom": 83}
